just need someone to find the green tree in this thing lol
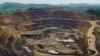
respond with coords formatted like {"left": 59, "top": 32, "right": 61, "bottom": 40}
{"left": 86, "top": 9, "right": 100, "bottom": 16}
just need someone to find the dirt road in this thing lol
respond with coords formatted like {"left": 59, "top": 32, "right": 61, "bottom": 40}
{"left": 87, "top": 21, "right": 99, "bottom": 56}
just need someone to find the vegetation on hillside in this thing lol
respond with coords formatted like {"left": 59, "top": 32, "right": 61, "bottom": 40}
{"left": 86, "top": 9, "right": 100, "bottom": 17}
{"left": 0, "top": 2, "right": 100, "bottom": 17}
{"left": 0, "top": 8, "right": 25, "bottom": 15}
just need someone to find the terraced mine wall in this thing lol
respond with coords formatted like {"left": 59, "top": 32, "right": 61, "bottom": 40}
{"left": 0, "top": 8, "right": 99, "bottom": 56}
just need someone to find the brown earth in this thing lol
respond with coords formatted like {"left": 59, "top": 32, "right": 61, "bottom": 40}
{"left": 0, "top": 8, "right": 99, "bottom": 56}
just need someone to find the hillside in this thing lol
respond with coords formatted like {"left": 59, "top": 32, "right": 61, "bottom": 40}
{"left": 0, "top": 2, "right": 100, "bottom": 15}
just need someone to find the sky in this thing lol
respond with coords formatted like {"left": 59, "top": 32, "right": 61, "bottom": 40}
{"left": 0, "top": 0, "right": 100, "bottom": 4}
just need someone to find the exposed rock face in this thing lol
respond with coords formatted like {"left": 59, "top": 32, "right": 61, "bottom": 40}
{"left": 0, "top": 8, "right": 99, "bottom": 56}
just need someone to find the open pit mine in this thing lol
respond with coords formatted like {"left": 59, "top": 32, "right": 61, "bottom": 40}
{"left": 0, "top": 8, "right": 100, "bottom": 56}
